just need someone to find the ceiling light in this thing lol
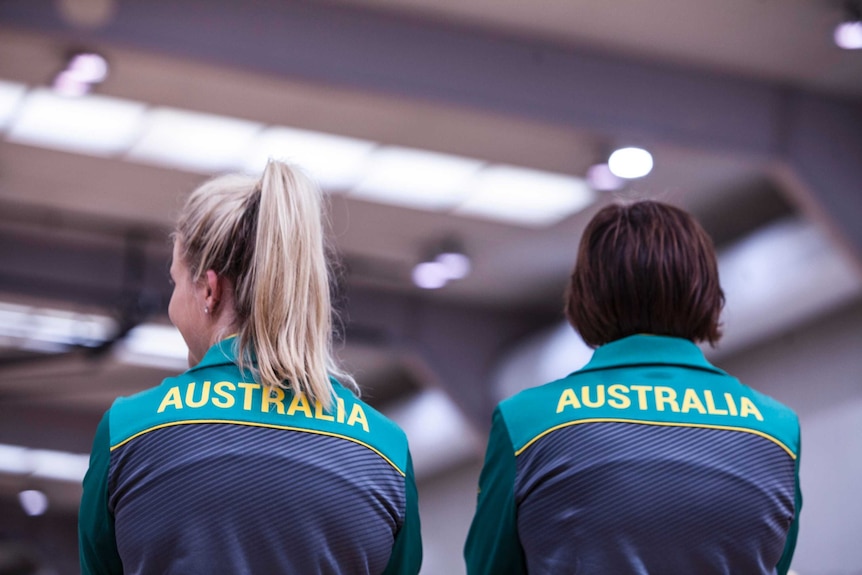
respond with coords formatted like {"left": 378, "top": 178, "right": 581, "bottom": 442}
{"left": 0, "top": 443, "right": 90, "bottom": 483}
{"left": 412, "top": 261, "right": 450, "bottom": 289}
{"left": 835, "top": 1, "right": 862, "bottom": 49}
{"left": 0, "top": 302, "right": 115, "bottom": 350}
{"left": 66, "top": 52, "right": 109, "bottom": 84}
{"left": 52, "top": 71, "right": 92, "bottom": 98}
{"left": 352, "top": 147, "right": 483, "bottom": 210}
{"left": 0, "top": 444, "right": 30, "bottom": 475}
{"left": 835, "top": 21, "right": 862, "bottom": 49}
{"left": 412, "top": 238, "right": 472, "bottom": 288}
{"left": 244, "top": 126, "right": 375, "bottom": 190}
{"left": 586, "top": 163, "right": 625, "bottom": 191}
{"left": 0, "top": 80, "right": 27, "bottom": 132}
{"left": 52, "top": 52, "right": 110, "bottom": 97}
{"left": 430, "top": 238, "right": 472, "bottom": 280}
{"left": 6, "top": 89, "right": 146, "bottom": 156}
{"left": 436, "top": 252, "right": 471, "bottom": 280}
{"left": 128, "top": 107, "right": 263, "bottom": 173}
{"left": 608, "top": 147, "right": 654, "bottom": 179}
{"left": 30, "top": 449, "right": 91, "bottom": 482}
{"left": 113, "top": 323, "right": 189, "bottom": 370}
{"left": 0, "top": 306, "right": 191, "bottom": 371}
{"left": 455, "top": 165, "right": 594, "bottom": 227}
{"left": 19, "top": 490, "right": 49, "bottom": 517}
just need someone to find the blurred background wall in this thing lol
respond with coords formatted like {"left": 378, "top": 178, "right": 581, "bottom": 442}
{"left": 0, "top": 1, "right": 860, "bottom": 573}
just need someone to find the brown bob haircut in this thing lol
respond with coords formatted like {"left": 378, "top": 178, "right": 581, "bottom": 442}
{"left": 565, "top": 200, "right": 725, "bottom": 348}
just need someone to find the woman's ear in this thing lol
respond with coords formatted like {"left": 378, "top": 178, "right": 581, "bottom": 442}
{"left": 203, "top": 269, "right": 222, "bottom": 312}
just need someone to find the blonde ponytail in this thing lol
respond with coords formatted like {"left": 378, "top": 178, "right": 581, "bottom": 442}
{"left": 176, "top": 160, "right": 355, "bottom": 409}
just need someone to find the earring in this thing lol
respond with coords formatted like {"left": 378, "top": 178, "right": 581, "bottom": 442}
{"left": 204, "top": 306, "right": 210, "bottom": 314}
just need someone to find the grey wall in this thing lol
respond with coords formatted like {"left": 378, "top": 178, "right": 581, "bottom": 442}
{"left": 719, "top": 297, "right": 862, "bottom": 575}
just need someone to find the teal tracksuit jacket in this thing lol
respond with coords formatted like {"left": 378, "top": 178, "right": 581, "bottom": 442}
{"left": 79, "top": 337, "right": 422, "bottom": 574}
{"left": 465, "top": 334, "right": 801, "bottom": 575}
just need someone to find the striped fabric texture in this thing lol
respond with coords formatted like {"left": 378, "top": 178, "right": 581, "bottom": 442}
{"left": 109, "top": 423, "right": 404, "bottom": 574}
{"left": 516, "top": 422, "right": 795, "bottom": 574}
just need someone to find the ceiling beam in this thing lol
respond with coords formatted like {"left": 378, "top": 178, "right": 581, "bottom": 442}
{"left": 781, "top": 92, "right": 862, "bottom": 268}
{"left": 2, "top": 0, "right": 860, "bottom": 264}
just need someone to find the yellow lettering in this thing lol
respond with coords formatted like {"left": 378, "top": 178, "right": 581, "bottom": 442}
{"left": 238, "top": 383, "right": 259, "bottom": 411}
{"left": 739, "top": 397, "right": 764, "bottom": 421}
{"left": 347, "top": 403, "right": 369, "bottom": 432}
{"left": 556, "top": 388, "right": 581, "bottom": 413}
{"left": 704, "top": 390, "right": 728, "bottom": 415}
{"left": 724, "top": 392, "right": 739, "bottom": 416}
{"left": 680, "top": 388, "right": 706, "bottom": 414}
{"left": 262, "top": 387, "right": 285, "bottom": 414}
{"left": 315, "top": 400, "right": 335, "bottom": 422}
{"left": 185, "top": 381, "right": 210, "bottom": 408}
{"left": 654, "top": 386, "right": 680, "bottom": 412}
{"left": 287, "top": 393, "right": 313, "bottom": 418}
{"left": 336, "top": 397, "right": 346, "bottom": 423}
{"left": 607, "top": 384, "right": 631, "bottom": 409}
{"left": 630, "top": 385, "right": 653, "bottom": 410}
{"left": 157, "top": 386, "right": 183, "bottom": 413}
{"left": 581, "top": 385, "right": 605, "bottom": 408}
{"left": 213, "top": 381, "right": 235, "bottom": 408}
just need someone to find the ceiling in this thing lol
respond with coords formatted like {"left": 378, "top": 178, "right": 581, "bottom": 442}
{"left": 0, "top": 0, "right": 861, "bottom": 534}
{"left": 336, "top": 0, "right": 862, "bottom": 97}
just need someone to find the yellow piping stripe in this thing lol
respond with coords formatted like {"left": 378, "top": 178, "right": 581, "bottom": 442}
{"left": 515, "top": 417, "right": 797, "bottom": 460}
{"left": 111, "top": 419, "right": 405, "bottom": 477}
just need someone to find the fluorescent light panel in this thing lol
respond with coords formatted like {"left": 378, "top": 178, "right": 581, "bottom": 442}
{"left": 244, "top": 126, "right": 375, "bottom": 190}
{"left": 455, "top": 165, "right": 594, "bottom": 227}
{"left": 0, "top": 80, "right": 27, "bottom": 131}
{"left": 6, "top": 89, "right": 146, "bottom": 156}
{"left": 0, "top": 443, "right": 90, "bottom": 483}
{"left": 0, "top": 302, "right": 114, "bottom": 348}
{"left": 0, "top": 78, "right": 598, "bottom": 227}
{"left": 128, "top": 107, "right": 263, "bottom": 173}
{"left": 114, "top": 323, "right": 189, "bottom": 370}
{"left": 352, "top": 146, "right": 483, "bottom": 210}
{"left": 0, "top": 302, "right": 188, "bottom": 370}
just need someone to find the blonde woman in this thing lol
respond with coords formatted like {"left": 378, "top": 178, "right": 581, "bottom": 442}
{"left": 79, "top": 161, "right": 422, "bottom": 574}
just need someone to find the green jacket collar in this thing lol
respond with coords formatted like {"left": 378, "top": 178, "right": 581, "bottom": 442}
{"left": 186, "top": 336, "right": 240, "bottom": 374}
{"left": 577, "top": 334, "right": 726, "bottom": 376}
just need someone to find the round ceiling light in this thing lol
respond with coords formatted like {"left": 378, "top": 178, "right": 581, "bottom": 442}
{"left": 412, "top": 261, "right": 449, "bottom": 289}
{"left": 608, "top": 147, "right": 654, "bottom": 179}
{"left": 835, "top": 20, "right": 862, "bottom": 49}
{"left": 18, "top": 489, "right": 49, "bottom": 516}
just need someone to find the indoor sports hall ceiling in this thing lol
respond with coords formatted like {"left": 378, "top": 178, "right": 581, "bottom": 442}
{"left": 0, "top": 0, "right": 860, "bottom": 558}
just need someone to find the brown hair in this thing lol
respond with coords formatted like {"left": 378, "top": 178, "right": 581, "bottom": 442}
{"left": 565, "top": 200, "right": 724, "bottom": 348}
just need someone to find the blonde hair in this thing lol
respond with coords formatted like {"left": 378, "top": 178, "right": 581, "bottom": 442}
{"left": 175, "top": 160, "right": 355, "bottom": 408}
